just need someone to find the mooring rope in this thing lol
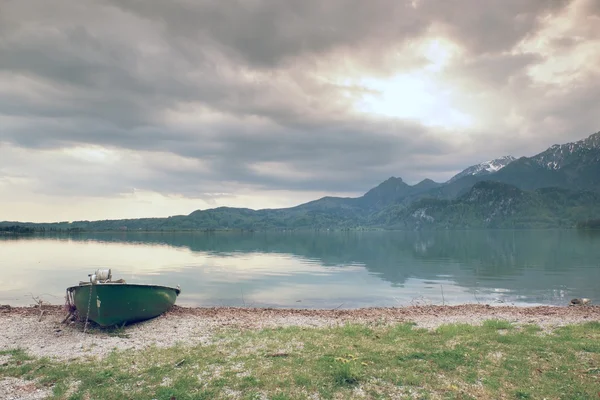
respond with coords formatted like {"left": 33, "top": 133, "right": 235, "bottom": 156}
{"left": 83, "top": 284, "right": 92, "bottom": 334}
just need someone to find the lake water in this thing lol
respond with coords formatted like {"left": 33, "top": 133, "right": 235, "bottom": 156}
{"left": 1, "top": 230, "right": 599, "bottom": 308}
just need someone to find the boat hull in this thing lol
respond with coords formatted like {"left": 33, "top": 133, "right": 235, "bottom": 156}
{"left": 67, "top": 283, "right": 180, "bottom": 327}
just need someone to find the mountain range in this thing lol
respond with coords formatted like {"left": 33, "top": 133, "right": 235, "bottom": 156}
{"left": 448, "top": 155, "right": 516, "bottom": 183}
{"left": 2, "top": 131, "right": 599, "bottom": 231}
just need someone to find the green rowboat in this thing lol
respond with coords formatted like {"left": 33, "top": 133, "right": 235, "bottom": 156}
{"left": 66, "top": 270, "right": 181, "bottom": 327}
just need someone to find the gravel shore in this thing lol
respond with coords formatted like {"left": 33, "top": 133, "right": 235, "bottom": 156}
{"left": 2, "top": 304, "right": 599, "bottom": 362}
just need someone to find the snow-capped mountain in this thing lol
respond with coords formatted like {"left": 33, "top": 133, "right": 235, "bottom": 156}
{"left": 448, "top": 156, "right": 516, "bottom": 183}
{"left": 531, "top": 131, "right": 600, "bottom": 170}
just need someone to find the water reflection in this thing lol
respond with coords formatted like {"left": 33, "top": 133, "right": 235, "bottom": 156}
{"left": 1, "top": 230, "right": 599, "bottom": 307}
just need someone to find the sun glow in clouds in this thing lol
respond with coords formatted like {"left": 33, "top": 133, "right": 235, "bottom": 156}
{"left": 63, "top": 146, "right": 120, "bottom": 164}
{"left": 353, "top": 72, "right": 473, "bottom": 128}
{"left": 421, "top": 37, "right": 461, "bottom": 72}
{"left": 341, "top": 37, "right": 473, "bottom": 128}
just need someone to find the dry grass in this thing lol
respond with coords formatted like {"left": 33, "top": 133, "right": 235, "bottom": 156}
{"left": 1, "top": 320, "right": 600, "bottom": 399}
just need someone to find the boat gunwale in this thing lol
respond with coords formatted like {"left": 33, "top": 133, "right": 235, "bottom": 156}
{"left": 66, "top": 282, "right": 181, "bottom": 296}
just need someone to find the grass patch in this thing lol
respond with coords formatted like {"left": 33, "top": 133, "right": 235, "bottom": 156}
{"left": 482, "top": 319, "right": 514, "bottom": 331}
{"left": 331, "top": 362, "right": 361, "bottom": 387}
{"left": 1, "top": 320, "right": 600, "bottom": 399}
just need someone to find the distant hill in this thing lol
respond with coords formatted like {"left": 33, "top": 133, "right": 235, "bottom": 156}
{"left": 448, "top": 156, "right": 516, "bottom": 183}
{"left": 355, "top": 177, "right": 442, "bottom": 210}
{"left": 531, "top": 131, "right": 600, "bottom": 170}
{"left": 485, "top": 132, "right": 600, "bottom": 192}
{"left": 424, "top": 131, "right": 600, "bottom": 200}
{"left": 371, "top": 181, "right": 600, "bottom": 229}
{"left": 289, "top": 177, "right": 442, "bottom": 214}
{"left": 2, "top": 131, "right": 599, "bottom": 231}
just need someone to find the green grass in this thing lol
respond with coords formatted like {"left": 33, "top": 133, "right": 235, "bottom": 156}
{"left": 1, "top": 320, "right": 600, "bottom": 399}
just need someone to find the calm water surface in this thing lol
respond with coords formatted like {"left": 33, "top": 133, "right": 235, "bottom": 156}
{"left": 1, "top": 230, "right": 599, "bottom": 308}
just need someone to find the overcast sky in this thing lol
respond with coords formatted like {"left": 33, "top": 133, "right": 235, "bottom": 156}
{"left": 1, "top": 0, "right": 599, "bottom": 222}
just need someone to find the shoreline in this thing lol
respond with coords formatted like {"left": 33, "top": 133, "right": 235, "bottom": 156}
{"left": 2, "top": 304, "right": 599, "bottom": 361}
{"left": 3, "top": 303, "right": 599, "bottom": 318}
{"left": 3, "top": 227, "right": 599, "bottom": 234}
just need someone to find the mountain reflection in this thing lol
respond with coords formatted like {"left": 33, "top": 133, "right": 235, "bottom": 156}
{"left": 2, "top": 230, "right": 599, "bottom": 307}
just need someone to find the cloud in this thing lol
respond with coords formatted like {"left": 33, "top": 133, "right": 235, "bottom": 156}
{"left": 1, "top": 0, "right": 599, "bottom": 220}
{"left": 417, "top": 0, "right": 572, "bottom": 53}
{"left": 105, "top": 0, "right": 428, "bottom": 68}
